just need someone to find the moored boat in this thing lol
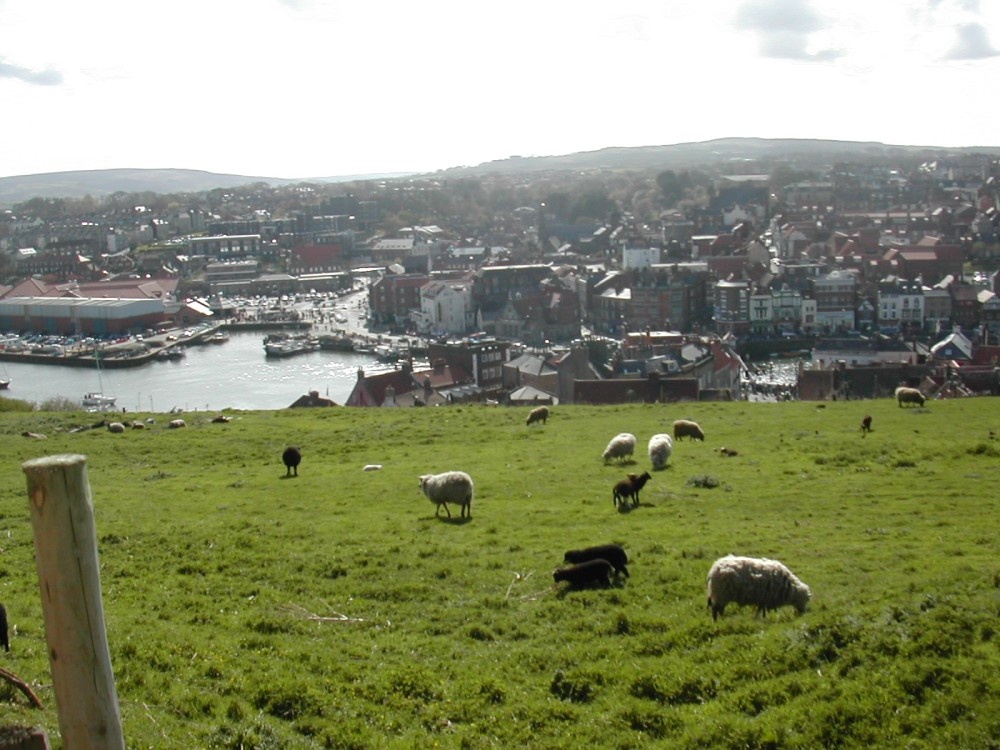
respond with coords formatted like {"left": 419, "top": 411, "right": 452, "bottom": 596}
{"left": 82, "top": 392, "right": 116, "bottom": 409}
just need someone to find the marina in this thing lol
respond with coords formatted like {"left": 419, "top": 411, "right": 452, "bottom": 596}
{"left": 0, "top": 330, "right": 409, "bottom": 413}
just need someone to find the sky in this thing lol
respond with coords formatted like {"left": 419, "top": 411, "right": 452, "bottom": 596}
{"left": 1, "top": 0, "right": 999, "bottom": 180}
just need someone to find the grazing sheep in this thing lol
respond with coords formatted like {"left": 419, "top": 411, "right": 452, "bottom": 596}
{"left": 673, "top": 419, "right": 705, "bottom": 441}
{"left": 107, "top": 421, "right": 126, "bottom": 433}
{"left": 282, "top": 446, "right": 302, "bottom": 477}
{"left": 612, "top": 471, "right": 651, "bottom": 509}
{"left": 167, "top": 418, "right": 186, "bottom": 429}
{"left": 131, "top": 421, "right": 146, "bottom": 429}
{"left": 419, "top": 470, "right": 474, "bottom": 518}
{"left": 895, "top": 386, "right": 925, "bottom": 408}
{"left": 860, "top": 415, "right": 873, "bottom": 433}
{"left": 0, "top": 602, "right": 8, "bottom": 651}
{"left": 647, "top": 433, "right": 673, "bottom": 470}
{"left": 706, "top": 555, "right": 811, "bottom": 621}
{"left": 602, "top": 432, "right": 636, "bottom": 464}
{"left": 563, "top": 544, "right": 629, "bottom": 578}
{"left": 553, "top": 559, "right": 614, "bottom": 589}
{"left": 526, "top": 405, "right": 550, "bottom": 426}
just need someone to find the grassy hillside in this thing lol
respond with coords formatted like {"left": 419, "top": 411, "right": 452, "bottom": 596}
{"left": 1, "top": 400, "right": 998, "bottom": 749}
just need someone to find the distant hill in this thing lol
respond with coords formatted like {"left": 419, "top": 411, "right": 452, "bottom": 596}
{"left": 437, "top": 137, "right": 1000, "bottom": 177}
{"left": 2, "top": 138, "right": 999, "bottom": 206}
{"left": 0, "top": 168, "right": 414, "bottom": 207}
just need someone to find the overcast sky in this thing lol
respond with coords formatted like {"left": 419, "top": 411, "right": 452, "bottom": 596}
{"left": 1, "top": 0, "right": 998, "bottom": 180}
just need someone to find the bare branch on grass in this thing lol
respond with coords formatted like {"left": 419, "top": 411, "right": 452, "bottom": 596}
{"left": 279, "top": 601, "right": 365, "bottom": 623}
{"left": 504, "top": 571, "right": 556, "bottom": 601}
{"left": 0, "top": 666, "right": 44, "bottom": 709}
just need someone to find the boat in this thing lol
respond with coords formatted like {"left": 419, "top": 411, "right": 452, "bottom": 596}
{"left": 317, "top": 333, "right": 355, "bottom": 352}
{"left": 0, "top": 380, "right": 9, "bottom": 390}
{"left": 206, "top": 331, "right": 230, "bottom": 344}
{"left": 82, "top": 392, "right": 117, "bottom": 409}
{"left": 82, "top": 346, "right": 116, "bottom": 410}
{"left": 264, "top": 336, "right": 318, "bottom": 357}
{"left": 156, "top": 346, "right": 186, "bottom": 360}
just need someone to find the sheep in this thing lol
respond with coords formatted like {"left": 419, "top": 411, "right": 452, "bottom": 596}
{"left": 706, "top": 555, "right": 811, "bottom": 621}
{"left": 167, "top": 418, "right": 186, "bottom": 429}
{"left": 553, "top": 559, "right": 614, "bottom": 589}
{"left": 211, "top": 414, "right": 232, "bottom": 424}
{"left": 563, "top": 544, "right": 629, "bottom": 578}
{"left": 20, "top": 431, "right": 46, "bottom": 439}
{"left": 526, "top": 405, "right": 550, "bottom": 426}
{"left": 612, "top": 471, "right": 651, "bottom": 509}
{"left": 107, "top": 421, "right": 126, "bottom": 433}
{"left": 716, "top": 446, "right": 739, "bottom": 457}
{"left": 673, "top": 419, "right": 705, "bottom": 441}
{"left": 131, "top": 420, "right": 146, "bottom": 429}
{"left": 0, "top": 602, "right": 8, "bottom": 652}
{"left": 419, "top": 471, "right": 474, "bottom": 519}
{"left": 895, "top": 386, "right": 925, "bottom": 408}
{"left": 362, "top": 464, "right": 383, "bottom": 472}
{"left": 860, "top": 415, "right": 873, "bottom": 434}
{"left": 602, "top": 432, "right": 636, "bottom": 464}
{"left": 282, "top": 446, "right": 302, "bottom": 477}
{"left": 647, "top": 433, "right": 673, "bottom": 470}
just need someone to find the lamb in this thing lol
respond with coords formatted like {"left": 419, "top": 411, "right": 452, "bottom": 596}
{"left": 706, "top": 555, "right": 811, "bottom": 621}
{"left": 419, "top": 470, "right": 474, "bottom": 519}
{"left": 612, "top": 471, "right": 651, "bottom": 509}
{"left": 860, "top": 415, "right": 873, "bottom": 434}
{"left": 167, "top": 418, "right": 186, "bottom": 429}
{"left": 0, "top": 602, "right": 8, "bottom": 651}
{"left": 895, "top": 386, "right": 925, "bottom": 408}
{"left": 553, "top": 559, "right": 614, "bottom": 589}
{"left": 647, "top": 433, "right": 673, "bottom": 470}
{"left": 673, "top": 419, "right": 705, "bottom": 441}
{"left": 131, "top": 421, "right": 146, "bottom": 429}
{"left": 563, "top": 544, "right": 629, "bottom": 578}
{"left": 526, "top": 405, "right": 550, "bottom": 426}
{"left": 282, "top": 446, "right": 302, "bottom": 477}
{"left": 107, "top": 421, "right": 126, "bottom": 433}
{"left": 602, "top": 432, "right": 636, "bottom": 464}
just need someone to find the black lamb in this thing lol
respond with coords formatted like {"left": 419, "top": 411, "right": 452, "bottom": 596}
{"left": 282, "top": 446, "right": 302, "bottom": 477}
{"left": 563, "top": 544, "right": 629, "bottom": 578}
{"left": 553, "top": 559, "right": 614, "bottom": 589}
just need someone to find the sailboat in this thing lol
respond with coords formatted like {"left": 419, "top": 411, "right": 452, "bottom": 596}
{"left": 82, "top": 346, "right": 116, "bottom": 410}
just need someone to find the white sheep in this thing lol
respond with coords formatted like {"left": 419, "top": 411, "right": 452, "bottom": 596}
{"left": 167, "top": 418, "right": 186, "bottom": 429}
{"left": 107, "top": 421, "right": 126, "bottom": 434}
{"left": 419, "top": 471, "right": 474, "bottom": 519}
{"left": 707, "top": 555, "right": 811, "bottom": 621}
{"left": 647, "top": 433, "right": 673, "bottom": 470}
{"left": 602, "top": 433, "right": 636, "bottom": 464}
{"left": 895, "top": 386, "right": 925, "bottom": 407}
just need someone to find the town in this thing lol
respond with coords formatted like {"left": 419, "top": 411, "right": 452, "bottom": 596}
{"left": 1, "top": 144, "right": 999, "bottom": 407}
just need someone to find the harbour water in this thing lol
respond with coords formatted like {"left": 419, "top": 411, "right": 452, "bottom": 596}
{"left": 1, "top": 331, "right": 400, "bottom": 412}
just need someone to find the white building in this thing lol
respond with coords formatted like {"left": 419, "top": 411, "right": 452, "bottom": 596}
{"left": 622, "top": 245, "right": 661, "bottom": 270}
{"left": 416, "top": 279, "right": 473, "bottom": 335}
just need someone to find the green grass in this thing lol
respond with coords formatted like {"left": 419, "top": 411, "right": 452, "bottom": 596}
{"left": 1, "top": 399, "right": 999, "bottom": 749}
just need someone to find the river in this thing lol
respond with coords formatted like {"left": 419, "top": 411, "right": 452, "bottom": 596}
{"left": 1, "top": 331, "right": 402, "bottom": 412}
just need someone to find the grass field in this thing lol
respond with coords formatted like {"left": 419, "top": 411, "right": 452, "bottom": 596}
{"left": 0, "top": 398, "right": 999, "bottom": 749}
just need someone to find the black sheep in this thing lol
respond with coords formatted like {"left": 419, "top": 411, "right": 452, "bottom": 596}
{"left": 612, "top": 471, "right": 651, "bottom": 509}
{"left": 553, "top": 559, "right": 614, "bottom": 589}
{"left": 1, "top": 602, "right": 8, "bottom": 652}
{"left": 563, "top": 543, "right": 629, "bottom": 578}
{"left": 860, "top": 415, "right": 873, "bottom": 434}
{"left": 282, "top": 446, "right": 302, "bottom": 477}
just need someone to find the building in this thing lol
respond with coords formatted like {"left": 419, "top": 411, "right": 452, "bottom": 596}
{"left": 713, "top": 278, "right": 750, "bottom": 336}
{"left": 810, "top": 270, "right": 856, "bottom": 333}
{"left": 877, "top": 277, "right": 924, "bottom": 334}
{"left": 416, "top": 279, "right": 474, "bottom": 335}
{"left": 0, "top": 296, "right": 169, "bottom": 336}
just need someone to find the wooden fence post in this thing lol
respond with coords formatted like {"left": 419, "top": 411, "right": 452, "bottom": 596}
{"left": 21, "top": 454, "right": 125, "bottom": 750}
